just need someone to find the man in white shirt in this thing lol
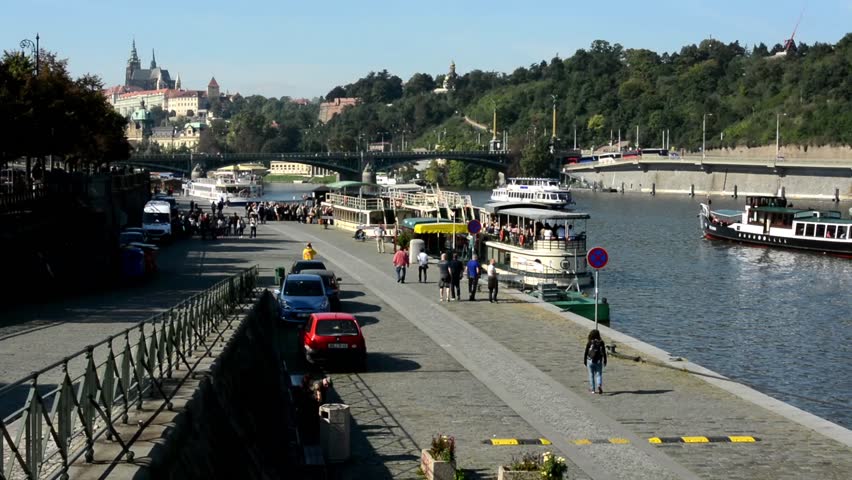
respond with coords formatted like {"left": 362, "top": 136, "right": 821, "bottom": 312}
{"left": 374, "top": 225, "right": 385, "bottom": 253}
{"left": 417, "top": 250, "right": 429, "bottom": 283}
{"left": 487, "top": 258, "right": 499, "bottom": 303}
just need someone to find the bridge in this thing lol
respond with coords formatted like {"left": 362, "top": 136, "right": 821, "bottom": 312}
{"left": 117, "top": 150, "right": 513, "bottom": 180}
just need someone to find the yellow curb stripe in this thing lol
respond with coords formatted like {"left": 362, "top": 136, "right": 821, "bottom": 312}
{"left": 609, "top": 438, "right": 630, "bottom": 444}
{"left": 487, "top": 435, "right": 760, "bottom": 446}
{"left": 573, "top": 439, "right": 592, "bottom": 445}
{"left": 648, "top": 437, "right": 662, "bottom": 444}
{"left": 539, "top": 438, "right": 552, "bottom": 445}
{"left": 681, "top": 436, "right": 710, "bottom": 443}
{"left": 490, "top": 439, "right": 519, "bottom": 445}
{"left": 728, "top": 436, "right": 757, "bottom": 443}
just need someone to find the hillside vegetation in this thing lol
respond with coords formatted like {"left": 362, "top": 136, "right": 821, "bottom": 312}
{"left": 201, "top": 35, "right": 852, "bottom": 186}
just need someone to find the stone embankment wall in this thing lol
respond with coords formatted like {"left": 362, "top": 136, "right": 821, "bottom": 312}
{"left": 569, "top": 169, "right": 851, "bottom": 200}
{"left": 145, "top": 291, "right": 298, "bottom": 479}
{"left": 709, "top": 144, "right": 852, "bottom": 161}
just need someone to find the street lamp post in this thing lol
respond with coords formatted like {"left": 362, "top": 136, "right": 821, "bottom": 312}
{"left": 19, "top": 33, "right": 40, "bottom": 75}
{"left": 702, "top": 113, "right": 713, "bottom": 161}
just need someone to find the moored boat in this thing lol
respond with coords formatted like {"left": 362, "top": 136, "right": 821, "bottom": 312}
{"left": 478, "top": 202, "right": 593, "bottom": 289}
{"left": 699, "top": 196, "right": 852, "bottom": 256}
{"left": 490, "top": 177, "right": 574, "bottom": 208}
{"left": 183, "top": 170, "right": 264, "bottom": 206}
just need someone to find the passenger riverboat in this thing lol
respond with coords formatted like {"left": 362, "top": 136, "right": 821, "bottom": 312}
{"left": 183, "top": 170, "right": 264, "bottom": 206}
{"left": 478, "top": 202, "right": 593, "bottom": 289}
{"left": 490, "top": 177, "right": 574, "bottom": 208}
{"left": 699, "top": 196, "right": 852, "bottom": 256}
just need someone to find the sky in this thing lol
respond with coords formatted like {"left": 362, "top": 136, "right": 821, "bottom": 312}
{"left": 2, "top": 0, "right": 850, "bottom": 99}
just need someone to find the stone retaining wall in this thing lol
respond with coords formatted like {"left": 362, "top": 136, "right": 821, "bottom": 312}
{"left": 143, "top": 291, "right": 298, "bottom": 479}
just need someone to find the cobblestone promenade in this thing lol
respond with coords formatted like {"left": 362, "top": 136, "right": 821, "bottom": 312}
{"left": 3, "top": 208, "right": 850, "bottom": 479}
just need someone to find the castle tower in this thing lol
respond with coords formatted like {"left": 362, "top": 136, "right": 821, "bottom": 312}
{"left": 125, "top": 39, "right": 141, "bottom": 86}
{"left": 207, "top": 76, "right": 220, "bottom": 99}
{"left": 150, "top": 49, "right": 157, "bottom": 69}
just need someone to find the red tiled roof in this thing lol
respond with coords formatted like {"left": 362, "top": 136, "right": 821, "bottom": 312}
{"left": 208, "top": 77, "right": 219, "bottom": 87}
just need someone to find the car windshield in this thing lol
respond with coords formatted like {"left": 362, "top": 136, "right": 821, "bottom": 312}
{"left": 316, "top": 320, "right": 359, "bottom": 336}
{"left": 143, "top": 212, "right": 170, "bottom": 223}
{"left": 283, "top": 280, "right": 324, "bottom": 296}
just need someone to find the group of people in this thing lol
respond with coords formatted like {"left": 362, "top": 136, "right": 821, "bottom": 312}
{"left": 242, "top": 199, "right": 334, "bottom": 226}
{"left": 391, "top": 250, "right": 499, "bottom": 303}
{"left": 485, "top": 221, "right": 579, "bottom": 247}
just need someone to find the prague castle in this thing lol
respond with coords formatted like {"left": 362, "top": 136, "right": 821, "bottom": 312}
{"left": 125, "top": 40, "right": 175, "bottom": 90}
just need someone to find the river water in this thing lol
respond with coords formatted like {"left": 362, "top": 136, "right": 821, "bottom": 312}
{"left": 264, "top": 183, "right": 852, "bottom": 428}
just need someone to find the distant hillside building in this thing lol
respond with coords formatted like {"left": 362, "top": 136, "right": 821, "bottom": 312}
{"left": 318, "top": 97, "right": 358, "bottom": 123}
{"left": 125, "top": 40, "right": 175, "bottom": 90}
{"left": 269, "top": 161, "right": 333, "bottom": 177}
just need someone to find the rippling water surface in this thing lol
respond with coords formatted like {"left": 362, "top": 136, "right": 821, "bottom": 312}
{"left": 266, "top": 184, "right": 852, "bottom": 427}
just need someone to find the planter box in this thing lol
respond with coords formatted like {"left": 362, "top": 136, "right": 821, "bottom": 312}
{"left": 421, "top": 449, "right": 456, "bottom": 480}
{"left": 498, "top": 465, "right": 542, "bottom": 480}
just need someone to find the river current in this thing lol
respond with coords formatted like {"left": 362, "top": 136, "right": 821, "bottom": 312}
{"left": 263, "top": 183, "right": 852, "bottom": 428}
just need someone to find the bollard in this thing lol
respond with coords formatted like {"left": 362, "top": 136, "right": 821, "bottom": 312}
{"left": 834, "top": 188, "right": 840, "bottom": 203}
{"left": 621, "top": 182, "right": 625, "bottom": 194}
{"left": 690, "top": 184, "right": 695, "bottom": 197}
{"left": 733, "top": 185, "right": 738, "bottom": 199}
{"left": 651, "top": 183, "right": 656, "bottom": 196}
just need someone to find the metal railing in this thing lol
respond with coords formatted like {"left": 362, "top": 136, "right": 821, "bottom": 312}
{"left": 0, "top": 266, "right": 259, "bottom": 480}
{"left": 325, "top": 193, "right": 383, "bottom": 211}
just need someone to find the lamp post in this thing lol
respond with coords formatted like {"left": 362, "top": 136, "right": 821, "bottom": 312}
{"left": 20, "top": 33, "right": 40, "bottom": 75}
{"left": 702, "top": 113, "right": 713, "bottom": 161}
{"left": 551, "top": 95, "right": 558, "bottom": 140}
{"left": 775, "top": 112, "right": 787, "bottom": 161}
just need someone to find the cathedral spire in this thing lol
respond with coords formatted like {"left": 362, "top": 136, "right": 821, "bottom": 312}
{"left": 150, "top": 49, "right": 157, "bottom": 69}
{"left": 128, "top": 38, "right": 140, "bottom": 66}
{"left": 175, "top": 73, "right": 181, "bottom": 90}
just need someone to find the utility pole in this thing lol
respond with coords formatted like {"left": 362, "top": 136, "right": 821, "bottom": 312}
{"left": 574, "top": 124, "right": 577, "bottom": 149}
{"left": 636, "top": 125, "right": 640, "bottom": 149}
{"left": 702, "top": 113, "right": 713, "bottom": 160}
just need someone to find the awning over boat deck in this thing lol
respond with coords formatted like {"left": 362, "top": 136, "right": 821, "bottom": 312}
{"left": 711, "top": 209, "right": 743, "bottom": 218}
{"left": 493, "top": 208, "right": 590, "bottom": 221}
{"left": 483, "top": 201, "right": 554, "bottom": 214}
{"left": 401, "top": 217, "right": 451, "bottom": 229}
{"left": 326, "top": 181, "right": 378, "bottom": 190}
{"left": 413, "top": 222, "right": 467, "bottom": 234}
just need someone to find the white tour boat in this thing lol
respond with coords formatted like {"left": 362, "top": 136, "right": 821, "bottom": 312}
{"left": 490, "top": 177, "right": 574, "bottom": 208}
{"left": 183, "top": 171, "right": 264, "bottom": 206}
{"left": 479, "top": 202, "right": 593, "bottom": 289}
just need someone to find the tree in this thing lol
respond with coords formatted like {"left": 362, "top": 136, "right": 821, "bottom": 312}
{"left": 405, "top": 73, "right": 436, "bottom": 95}
{"left": 520, "top": 138, "right": 554, "bottom": 176}
{"left": 325, "top": 86, "right": 347, "bottom": 101}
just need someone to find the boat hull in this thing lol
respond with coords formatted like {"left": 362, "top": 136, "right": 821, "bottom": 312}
{"left": 699, "top": 214, "right": 852, "bottom": 256}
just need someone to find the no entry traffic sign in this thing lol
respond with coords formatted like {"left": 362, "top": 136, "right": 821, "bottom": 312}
{"left": 587, "top": 247, "right": 609, "bottom": 270}
{"left": 467, "top": 220, "right": 482, "bottom": 234}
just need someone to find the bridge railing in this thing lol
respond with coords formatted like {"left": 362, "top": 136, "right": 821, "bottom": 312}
{"left": 0, "top": 266, "right": 259, "bottom": 480}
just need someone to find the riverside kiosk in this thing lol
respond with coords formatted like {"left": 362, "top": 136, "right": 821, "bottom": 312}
{"left": 586, "top": 246, "right": 608, "bottom": 329}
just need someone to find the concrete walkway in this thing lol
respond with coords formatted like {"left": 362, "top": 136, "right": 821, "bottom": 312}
{"left": 3, "top": 211, "right": 850, "bottom": 479}
{"left": 268, "top": 220, "right": 852, "bottom": 480}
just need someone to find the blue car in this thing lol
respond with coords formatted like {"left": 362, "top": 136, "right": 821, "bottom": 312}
{"left": 278, "top": 274, "right": 330, "bottom": 323}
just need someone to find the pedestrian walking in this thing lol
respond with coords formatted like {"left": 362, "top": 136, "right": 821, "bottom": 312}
{"left": 466, "top": 254, "right": 481, "bottom": 301}
{"left": 303, "top": 242, "right": 317, "bottom": 260}
{"left": 374, "top": 224, "right": 386, "bottom": 253}
{"left": 437, "top": 253, "right": 451, "bottom": 301}
{"left": 238, "top": 216, "right": 246, "bottom": 238}
{"left": 417, "top": 250, "right": 429, "bottom": 283}
{"left": 392, "top": 247, "right": 408, "bottom": 283}
{"left": 583, "top": 329, "right": 608, "bottom": 394}
{"left": 486, "top": 258, "right": 499, "bottom": 303}
{"left": 249, "top": 215, "right": 257, "bottom": 238}
{"left": 449, "top": 253, "right": 463, "bottom": 301}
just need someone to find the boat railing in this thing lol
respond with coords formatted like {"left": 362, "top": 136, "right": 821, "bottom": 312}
{"left": 483, "top": 231, "right": 587, "bottom": 251}
{"left": 326, "top": 193, "right": 384, "bottom": 210}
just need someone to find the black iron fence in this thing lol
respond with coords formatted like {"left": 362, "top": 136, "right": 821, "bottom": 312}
{"left": 0, "top": 266, "right": 259, "bottom": 479}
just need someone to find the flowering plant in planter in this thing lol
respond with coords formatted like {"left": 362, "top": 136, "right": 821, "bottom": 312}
{"left": 539, "top": 452, "right": 567, "bottom": 479}
{"left": 501, "top": 451, "right": 567, "bottom": 479}
{"left": 430, "top": 434, "right": 456, "bottom": 463}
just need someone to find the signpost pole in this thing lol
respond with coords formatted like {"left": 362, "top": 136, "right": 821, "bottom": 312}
{"left": 594, "top": 269, "right": 599, "bottom": 330}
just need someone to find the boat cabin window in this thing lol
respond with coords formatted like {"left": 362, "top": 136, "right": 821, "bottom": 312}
{"left": 815, "top": 224, "right": 825, "bottom": 238}
{"left": 838, "top": 226, "right": 849, "bottom": 239}
{"left": 805, "top": 224, "right": 815, "bottom": 236}
{"left": 826, "top": 225, "right": 837, "bottom": 238}
{"left": 795, "top": 223, "right": 805, "bottom": 235}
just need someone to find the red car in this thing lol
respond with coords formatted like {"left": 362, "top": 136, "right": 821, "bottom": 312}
{"left": 300, "top": 313, "right": 367, "bottom": 370}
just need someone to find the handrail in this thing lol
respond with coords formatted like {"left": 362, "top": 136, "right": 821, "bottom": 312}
{"left": 0, "top": 266, "right": 259, "bottom": 479}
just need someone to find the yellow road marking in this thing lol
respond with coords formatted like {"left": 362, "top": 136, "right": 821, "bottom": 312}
{"left": 728, "top": 436, "right": 756, "bottom": 443}
{"left": 681, "top": 436, "right": 710, "bottom": 443}
{"left": 648, "top": 437, "right": 662, "bottom": 444}
{"left": 572, "top": 439, "right": 592, "bottom": 445}
{"left": 609, "top": 438, "right": 630, "bottom": 444}
{"left": 490, "top": 439, "right": 519, "bottom": 445}
{"left": 539, "top": 438, "right": 552, "bottom": 445}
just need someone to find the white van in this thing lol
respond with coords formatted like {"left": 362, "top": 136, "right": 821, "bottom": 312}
{"left": 142, "top": 200, "right": 173, "bottom": 241}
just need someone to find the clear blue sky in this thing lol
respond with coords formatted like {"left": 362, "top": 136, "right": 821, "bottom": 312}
{"left": 2, "top": 0, "right": 849, "bottom": 98}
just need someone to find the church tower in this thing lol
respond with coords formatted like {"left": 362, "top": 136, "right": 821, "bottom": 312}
{"left": 150, "top": 49, "right": 157, "bottom": 69}
{"left": 175, "top": 73, "right": 182, "bottom": 90}
{"left": 125, "top": 39, "right": 141, "bottom": 86}
{"left": 207, "top": 77, "right": 220, "bottom": 99}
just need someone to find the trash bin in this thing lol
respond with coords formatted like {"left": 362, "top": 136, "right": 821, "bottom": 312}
{"left": 319, "top": 403, "right": 350, "bottom": 462}
{"left": 274, "top": 267, "right": 287, "bottom": 287}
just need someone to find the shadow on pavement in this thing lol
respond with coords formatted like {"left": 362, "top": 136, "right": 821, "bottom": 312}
{"left": 606, "top": 389, "right": 673, "bottom": 396}
{"left": 342, "top": 301, "right": 382, "bottom": 314}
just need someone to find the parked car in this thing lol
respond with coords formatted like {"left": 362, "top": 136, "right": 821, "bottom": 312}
{"left": 300, "top": 312, "right": 366, "bottom": 369}
{"left": 300, "top": 269, "right": 342, "bottom": 311}
{"left": 290, "top": 260, "right": 327, "bottom": 275}
{"left": 277, "top": 274, "right": 330, "bottom": 322}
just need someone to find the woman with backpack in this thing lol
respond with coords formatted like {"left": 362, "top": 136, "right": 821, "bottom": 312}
{"left": 583, "top": 329, "right": 608, "bottom": 394}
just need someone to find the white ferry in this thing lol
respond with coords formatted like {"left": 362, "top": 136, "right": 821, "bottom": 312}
{"left": 479, "top": 202, "right": 593, "bottom": 289}
{"left": 183, "top": 171, "right": 264, "bottom": 206}
{"left": 490, "top": 177, "right": 574, "bottom": 208}
{"left": 700, "top": 195, "right": 852, "bottom": 257}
